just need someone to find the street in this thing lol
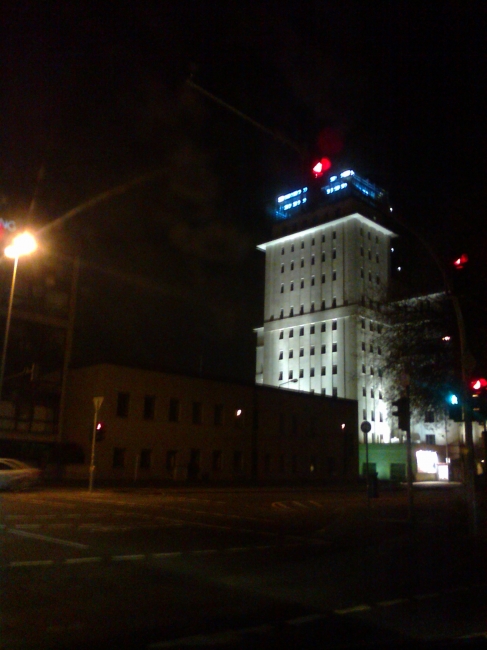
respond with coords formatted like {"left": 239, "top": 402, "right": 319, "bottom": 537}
{"left": 1, "top": 485, "right": 486, "bottom": 649}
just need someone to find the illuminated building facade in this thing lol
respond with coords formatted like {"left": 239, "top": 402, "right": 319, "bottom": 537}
{"left": 256, "top": 171, "right": 397, "bottom": 444}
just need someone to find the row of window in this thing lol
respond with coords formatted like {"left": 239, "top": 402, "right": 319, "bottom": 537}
{"left": 361, "top": 342, "right": 382, "bottom": 355}
{"left": 362, "top": 387, "right": 383, "bottom": 399}
{"left": 278, "top": 367, "right": 336, "bottom": 379}
{"left": 277, "top": 300, "right": 341, "bottom": 318}
{"left": 279, "top": 343, "right": 337, "bottom": 358}
{"left": 115, "top": 392, "right": 246, "bottom": 427}
{"left": 281, "top": 252, "right": 337, "bottom": 272}
{"left": 360, "top": 319, "right": 382, "bottom": 333}
{"left": 278, "top": 322, "right": 334, "bottom": 338}
{"left": 362, "top": 409, "right": 384, "bottom": 422}
{"left": 281, "top": 232, "right": 335, "bottom": 254}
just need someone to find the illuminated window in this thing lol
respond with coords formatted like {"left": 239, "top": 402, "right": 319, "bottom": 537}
{"left": 311, "top": 276, "right": 315, "bottom": 286}
{"left": 332, "top": 320, "right": 337, "bottom": 330}
{"left": 332, "top": 343, "right": 337, "bottom": 352}
{"left": 332, "top": 365, "right": 337, "bottom": 374}
{"left": 310, "top": 346, "right": 315, "bottom": 355}
{"left": 299, "top": 327, "right": 304, "bottom": 336}
{"left": 321, "top": 344, "right": 326, "bottom": 353}
{"left": 310, "top": 368, "right": 315, "bottom": 377}
{"left": 300, "top": 348, "right": 304, "bottom": 357}
{"left": 299, "top": 369, "right": 304, "bottom": 378}
{"left": 310, "top": 325, "right": 315, "bottom": 334}
{"left": 301, "top": 279, "right": 304, "bottom": 288}
{"left": 279, "top": 351, "right": 283, "bottom": 360}
{"left": 321, "top": 367, "right": 326, "bottom": 376}
{"left": 289, "top": 350, "right": 293, "bottom": 359}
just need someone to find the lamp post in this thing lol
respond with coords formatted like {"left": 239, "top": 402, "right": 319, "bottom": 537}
{"left": 0, "top": 233, "right": 37, "bottom": 400}
{"left": 279, "top": 378, "right": 298, "bottom": 388}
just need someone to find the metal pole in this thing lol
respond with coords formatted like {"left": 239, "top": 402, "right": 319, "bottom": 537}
{"left": 364, "top": 429, "right": 370, "bottom": 515}
{"left": 89, "top": 406, "right": 98, "bottom": 492}
{"left": 405, "top": 385, "right": 414, "bottom": 523}
{"left": 0, "top": 256, "right": 19, "bottom": 401}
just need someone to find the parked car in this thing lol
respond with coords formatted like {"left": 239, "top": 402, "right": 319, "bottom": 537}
{"left": 0, "top": 458, "right": 42, "bottom": 490}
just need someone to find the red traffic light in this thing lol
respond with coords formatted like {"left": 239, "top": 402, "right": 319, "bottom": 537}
{"left": 312, "top": 157, "right": 332, "bottom": 178}
{"left": 453, "top": 254, "right": 469, "bottom": 269}
{"left": 470, "top": 378, "right": 487, "bottom": 392}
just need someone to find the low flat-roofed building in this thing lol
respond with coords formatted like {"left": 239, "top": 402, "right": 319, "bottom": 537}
{"left": 63, "top": 363, "right": 358, "bottom": 483}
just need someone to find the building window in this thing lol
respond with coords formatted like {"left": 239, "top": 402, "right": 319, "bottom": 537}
{"left": 301, "top": 241, "right": 304, "bottom": 249}
{"left": 361, "top": 318, "right": 366, "bottom": 329}
{"left": 376, "top": 275, "right": 380, "bottom": 285}
{"left": 289, "top": 329, "right": 293, "bottom": 338}
{"left": 311, "top": 302, "right": 315, "bottom": 312}
{"left": 299, "top": 369, "right": 304, "bottom": 378}
{"left": 311, "top": 256, "right": 315, "bottom": 265}
{"left": 363, "top": 409, "right": 367, "bottom": 420}
{"left": 279, "top": 309, "right": 284, "bottom": 319}
{"left": 333, "top": 231, "right": 336, "bottom": 239}
{"left": 321, "top": 323, "right": 326, "bottom": 332}
{"left": 378, "top": 368, "right": 383, "bottom": 378}
{"left": 289, "top": 350, "right": 293, "bottom": 358}
{"left": 377, "top": 325, "right": 382, "bottom": 334}
{"left": 299, "top": 305, "right": 304, "bottom": 315}
{"left": 332, "top": 271, "right": 337, "bottom": 281}
{"left": 332, "top": 365, "right": 337, "bottom": 374}
{"left": 291, "top": 261, "right": 294, "bottom": 270}
{"left": 332, "top": 298, "right": 337, "bottom": 308}
{"left": 332, "top": 387, "right": 338, "bottom": 397}
{"left": 378, "top": 347, "right": 382, "bottom": 355}
{"left": 321, "top": 344, "right": 326, "bottom": 353}
{"left": 289, "top": 370, "right": 293, "bottom": 380}
{"left": 139, "top": 449, "right": 152, "bottom": 470}
{"left": 321, "top": 366, "right": 326, "bottom": 376}
{"left": 281, "top": 264, "right": 284, "bottom": 273}
{"left": 300, "top": 348, "right": 304, "bottom": 357}
{"left": 321, "top": 300, "right": 325, "bottom": 310}
{"left": 300, "top": 259, "right": 304, "bottom": 268}
{"left": 362, "top": 364, "right": 366, "bottom": 374}
{"left": 362, "top": 386, "right": 366, "bottom": 397}
{"left": 370, "top": 322, "right": 375, "bottom": 332}
{"left": 279, "top": 371, "right": 283, "bottom": 381}
{"left": 233, "top": 451, "right": 243, "bottom": 473}
{"left": 322, "top": 273, "right": 325, "bottom": 283}
{"left": 322, "top": 234, "right": 325, "bottom": 243}
{"left": 166, "top": 450, "right": 177, "bottom": 473}
{"left": 143, "top": 395, "right": 156, "bottom": 420}
{"left": 332, "top": 249, "right": 336, "bottom": 260}
{"left": 310, "top": 325, "right": 315, "bottom": 334}
{"left": 168, "top": 398, "right": 180, "bottom": 422}
{"left": 379, "top": 391, "right": 383, "bottom": 400}
{"left": 310, "top": 367, "right": 315, "bottom": 377}
{"left": 280, "top": 284, "right": 284, "bottom": 294}
{"left": 192, "top": 402, "right": 203, "bottom": 424}
{"left": 279, "top": 331, "right": 283, "bottom": 339}
{"left": 371, "top": 410, "right": 375, "bottom": 421}
{"left": 370, "top": 367, "right": 374, "bottom": 375}
{"left": 312, "top": 237, "right": 315, "bottom": 246}
{"left": 322, "top": 252, "right": 326, "bottom": 262}
{"left": 368, "top": 271, "right": 372, "bottom": 282}
{"left": 116, "top": 392, "right": 130, "bottom": 418}
{"left": 212, "top": 450, "right": 222, "bottom": 472}
{"left": 279, "top": 351, "right": 283, "bottom": 361}
{"left": 281, "top": 247, "right": 285, "bottom": 255}
{"left": 376, "top": 253, "right": 379, "bottom": 263}
{"left": 291, "top": 244, "right": 294, "bottom": 252}
{"left": 360, "top": 247, "right": 364, "bottom": 256}
{"left": 212, "top": 404, "right": 224, "bottom": 426}
{"left": 311, "top": 276, "right": 315, "bottom": 286}
{"left": 299, "top": 327, "right": 304, "bottom": 336}
{"left": 426, "top": 434, "right": 436, "bottom": 445}
{"left": 368, "top": 250, "right": 372, "bottom": 260}
{"left": 300, "top": 279, "right": 304, "bottom": 289}
{"left": 113, "top": 447, "right": 126, "bottom": 469}
{"left": 379, "top": 413, "right": 383, "bottom": 422}
{"left": 310, "top": 346, "right": 315, "bottom": 355}
{"left": 371, "top": 388, "right": 375, "bottom": 398}
{"left": 361, "top": 342, "right": 366, "bottom": 351}
{"left": 360, "top": 268, "right": 364, "bottom": 278}
{"left": 289, "top": 307, "right": 294, "bottom": 317}
{"left": 332, "top": 343, "right": 337, "bottom": 352}
{"left": 369, "top": 344, "right": 374, "bottom": 353}
{"left": 332, "top": 320, "right": 337, "bottom": 330}
{"left": 425, "top": 411, "right": 435, "bottom": 423}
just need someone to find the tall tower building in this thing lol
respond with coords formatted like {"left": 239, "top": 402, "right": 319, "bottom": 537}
{"left": 255, "top": 170, "right": 397, "bottom": 443}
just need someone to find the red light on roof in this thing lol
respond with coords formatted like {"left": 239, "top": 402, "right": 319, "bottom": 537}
{"left": 470, "top": 378, "right": 487, "bottom": 391}
{"left": 453, "top": 254, "right": 469, "bottom": 269}
{"left": 312, "top": 157, "right": 331, "bottom": 178}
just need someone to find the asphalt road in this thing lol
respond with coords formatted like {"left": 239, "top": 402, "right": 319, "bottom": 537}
{"left": 1, "top": 485, "right": 486, "bottom": 649}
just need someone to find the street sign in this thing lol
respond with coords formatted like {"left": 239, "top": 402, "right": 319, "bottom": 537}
{"left": 361, "top": 421, "right": 371, "bottom": 434}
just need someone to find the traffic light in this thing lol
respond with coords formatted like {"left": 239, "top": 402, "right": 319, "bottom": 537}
{"left": 447, "top": 393, "right": 463, "bottom": 422}
{"left": 95, "top": 421, "right": 106, "bottom": 442}
{"left": 392, "top": 397, "right": 409, "bottom": 431}
{"left": 312, "top": 158, "right": 332, "bottom": 178}
{"left": 453, "top": 253, "right": 469, "bottom": 269}
{"left": 469, "top": 378, "right": 487, "bottom": 423}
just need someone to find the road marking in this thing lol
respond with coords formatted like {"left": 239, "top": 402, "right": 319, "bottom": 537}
{"left": 288, "top": 614, "right": 328, "bottom": 625}
{"left": 7, "top": 528, "right": 89, "bottom": 549}
{"left": 190, "top": 549, "right": 217, "bottom": 556}
{"left": 272, "top": 502, "right": 290, "bottom": 509}
{"left": 335, "top": 604, "right": 372, "bottom": 615}
{"left": 292, "top": 501, "right": 311, "bottom": 509}
{"left": 64, "top": 557, "right": 102, "bottom": 564}
{"left": 9, "top": 559, "right": 54, "bottom": 567}
{"left": 112, "top": 554, "right": 146, "bottom": 561}
{"left": 152, "top": 552, "right": 182, "bottom": 559}
{"left": 309, "top": 500, "right": 324, "bottom": 508}
{"left": 377, "top": 598, "right": 408, "bottom": 607}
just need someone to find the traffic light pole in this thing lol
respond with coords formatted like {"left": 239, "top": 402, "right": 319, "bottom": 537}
{"left": 405, "top": 385, "right": 414, "bottom": 523}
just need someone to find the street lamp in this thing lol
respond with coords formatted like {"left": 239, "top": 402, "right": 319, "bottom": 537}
{"left": 0, "top": 232, "right": 37, "bottom": 400}
{"left": 279, "top": 378, "right": 298, "bottom": 388}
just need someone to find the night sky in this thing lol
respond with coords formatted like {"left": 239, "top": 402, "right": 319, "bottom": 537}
{"left": 1, "top": 1, "right": 485, "bottom": 381}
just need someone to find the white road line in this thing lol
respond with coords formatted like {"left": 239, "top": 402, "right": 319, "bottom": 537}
{"left": 292, "top": 501, "right": 311, "bottom": 509}
{"left": 152, "top": 552, "right": 182, "bottom": 559}
{"left": 335, "top": 604, "right": 372, "bottom": 615}
{"left": 288, "top": 614, "right": 328, "bottom": 625}
{"left": 9, "top": 560, "right": 54, "bottom": 567}
{"left": 64, "top": 557, "right": 102, "bottom": 564}
{"left": 112, "top": 554, "right": 146, "bottom": 561}
{"left": 272, "top": 502, "right": 290, "bottom": 509}
{"left": 190, "top": 549, "right": 217, "bottom": 556}
{"left": 377, "top": 598, "right": 408, "bottom": 607}
{"left": 7, "top": 528, "right": 89, "bottom": 549}
{"left": 308, "top": 500, "right": 324, "bottom": 508}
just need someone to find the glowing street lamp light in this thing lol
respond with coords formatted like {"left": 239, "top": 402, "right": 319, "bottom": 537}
{"left": 0, "top": 232, "right": 38, "bottom": 400}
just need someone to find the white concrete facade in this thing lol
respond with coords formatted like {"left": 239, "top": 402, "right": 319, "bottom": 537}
{"left": 256, "top": 205, "right": 397, "bottom": 444}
